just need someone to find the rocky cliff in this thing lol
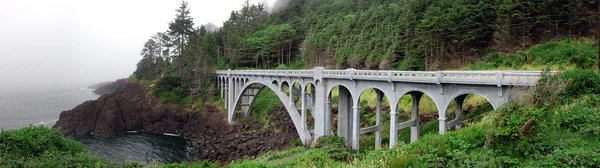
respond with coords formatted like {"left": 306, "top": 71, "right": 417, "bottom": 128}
{"left": 90, "top": 79, "right": 128, "bottom": 95}
{"left": 54, "top": 81, "right": 298, "bottom": 162}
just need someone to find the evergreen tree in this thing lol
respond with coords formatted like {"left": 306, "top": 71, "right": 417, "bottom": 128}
{"left": 135, "top": 39, "right": 160, "bottom": 80}
{"left": 168, "top": 0, "right": 195, "bottom": 77}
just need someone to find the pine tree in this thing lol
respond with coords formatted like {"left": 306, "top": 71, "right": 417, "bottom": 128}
{"left": 168, "top": 1, "right": 194, "bottom": 77}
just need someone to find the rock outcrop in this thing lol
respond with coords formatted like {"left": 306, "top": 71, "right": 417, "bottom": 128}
{"left": 90, "top": 79, "right": 129, "bottom": 95}
{"left": 54, "top": 80, "right": 299, "bottom": 162}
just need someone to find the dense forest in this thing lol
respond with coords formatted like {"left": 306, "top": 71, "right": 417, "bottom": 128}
{"left": 133, "top": 0, "right": 598, "bottom": 99}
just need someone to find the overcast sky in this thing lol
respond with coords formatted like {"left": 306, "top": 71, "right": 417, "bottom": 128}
{"left": 0, "top": 0, "right": 274, "bottom": 90}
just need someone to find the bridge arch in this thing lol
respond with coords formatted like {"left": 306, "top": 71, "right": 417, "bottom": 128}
{"left": 389, "top": 90, "right": 444, "bottom": 145}
{"left": 445, "top": 90, "right": 498, "bottom": 110}
{"left": 230, "top": 80, "right": 312, "bottom": 144}
{"left": 355, "top": 88, "right": 391, "bottom": 149}
{"left": 396, "top": 88, "right": 441, "bottom": 107}
{"left": 280, "top": 81, "right": 290, "bottom": 92}
{"left": 442, "top": 91, "right": 496, "bottom": 131}
{"left": 326, "top": 84, "right": 355, "bottom": 147}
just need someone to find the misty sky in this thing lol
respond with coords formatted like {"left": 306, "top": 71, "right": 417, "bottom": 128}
{"left": 0, "top": 0, "right": 274, "bottom": 90}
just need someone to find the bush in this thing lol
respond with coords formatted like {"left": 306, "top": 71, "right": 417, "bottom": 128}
{"left": 314, "top": 136, "right": 355, "bottom": 162}
{"left": 152, "top": 76, "right": 189, "bottom": 104}
{"left": 294, "top": 149, "right": 338, "bottom": 167}
{"left": 561, "top": 69, "right": 600, "bottom": 96}
{"left": 468, "top": 38, "right": 597, "bottom": 70}
{"left": 527, "top": 70, "right": 567, "bottom": 108}
{"left": 556, "top": 98, "right": 600, "bottom": 137}
{"left": 0, "top": 126, "right": 107, "bottom": 167}
{"left": 537, "top": 146, "right": 600, "bottom": 167}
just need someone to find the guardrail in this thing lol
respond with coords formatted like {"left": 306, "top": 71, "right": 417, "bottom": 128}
{"left": 215, "top": 69, "right": 551, "bottom": 86}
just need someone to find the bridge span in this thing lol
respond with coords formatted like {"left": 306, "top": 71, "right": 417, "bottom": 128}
{"left": 214, "top": 68, "right": 544, "bottom": 150}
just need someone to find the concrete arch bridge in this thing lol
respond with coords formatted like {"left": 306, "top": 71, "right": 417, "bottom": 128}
{"left": 214, "top": 68, "right": 545, "bottom": 150}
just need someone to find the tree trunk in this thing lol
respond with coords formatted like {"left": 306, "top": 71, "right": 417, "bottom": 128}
{"left": 178, "top": 36, "right": 183, "bottom": 77}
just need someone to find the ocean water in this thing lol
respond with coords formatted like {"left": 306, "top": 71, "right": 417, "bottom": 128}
{"left": 0, "top": 87, "right": 187, "bottom": 164}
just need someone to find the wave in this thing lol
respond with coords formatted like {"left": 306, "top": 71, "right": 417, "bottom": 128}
{"left": 33, "top": 119, "right": 59, "bottom": 127}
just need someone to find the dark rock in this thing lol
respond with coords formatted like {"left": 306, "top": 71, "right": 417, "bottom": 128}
{"left": 54, "top": 80, "right": 300, "bottom": 163}
{"left": 91, "top": 79, "right": 130, "bottom": 95}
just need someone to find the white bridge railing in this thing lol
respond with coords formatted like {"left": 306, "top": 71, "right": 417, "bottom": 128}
{"left": 215, "top": 69, "right": 551, "bottom": 86}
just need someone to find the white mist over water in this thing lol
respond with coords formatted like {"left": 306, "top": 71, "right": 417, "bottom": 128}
{"left": 0, "top": 87, "right": 99, "bottom": 130}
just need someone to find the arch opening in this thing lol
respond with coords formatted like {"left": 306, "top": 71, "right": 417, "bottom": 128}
{"left": 394, "top": 91, "right": 439, "bottom": 144}
{"left": 303, "top": 83, "right": 316, "bottom": 135}
{"left": 444, "top": 93, "right": 494, "bottom": 131}
{"left": 230, "top": 80, "right": 311, "bottom": 144}
{"left": 327, "top": 85, "right": 353, "bottom": 147}
{"left": 356, "top": 88, "right": 391, "bottom": 150}
{"left": 280, "top": 81, "right": 290, "bottom": 93}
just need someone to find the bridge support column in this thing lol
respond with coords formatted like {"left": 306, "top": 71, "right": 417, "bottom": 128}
{"left": 241, "top": 90, "right": 250, "bottom": 117}
{"left": 219, "top": 79, "right": 222, "bottom": 99}
{"left": 411, "top": 93, "right": 423, "bottom": 143}
{"left": 289, "top": 85, "right": 294, "bottom": 106}
{"left": 325, "top": 97, "right": 332, "bottom": 135}
{"left": 312, "top": 79, "right": 327, "bottom": 142}
{"left": 351, "top": 104, "right": 360, "bottom": 150}
{"left": 223, "top": 85, "right": 227, "bottom": 110}
{"left": 454, "top": 95, "right": 467, "bottom": 129}
{"left": 375, "top": 90, "right": 382, "bottom": 149}
{"left": 227, "top": 75, "right": 234, "bottom": 123}
{"left": 338, "top": 88, "right": 353, "bottom": 147}
{"left": 389, "top": 104, "right": 398, "bottom": 148}
{"left": 301, "top": 89, "right": 307, "bottom": 131}
{"left": 438, "top": 106, "right": 447, "bottom": 134}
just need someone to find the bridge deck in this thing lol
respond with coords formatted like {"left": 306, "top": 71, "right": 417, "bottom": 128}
{"left": 216, "top": 69, "right": 549, "bottom": 86}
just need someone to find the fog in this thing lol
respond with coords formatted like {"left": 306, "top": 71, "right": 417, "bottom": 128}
{"left": 0, "top": 0, "right": 275, "bottom": 91}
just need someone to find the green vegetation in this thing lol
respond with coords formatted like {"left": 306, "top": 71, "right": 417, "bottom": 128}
{"left": 0, "top": 126, "right": 107, "bottom": 167}
{"left": 245, "top": 89, "right": 280, "bottom": 125}
{"left": 467, "top": 38, "right": 599, "bottom": 70}
{"left": 152, "top": 76, "right": 191, "bottom": 104}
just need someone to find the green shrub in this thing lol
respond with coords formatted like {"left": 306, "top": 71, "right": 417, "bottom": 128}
{"left": 468, "top": 38, "right": 598, "bottom": 70}
{"left": 314, "top": 136, "right": 355, "bottom": 162}
{"left": 527, "top": 70, "right": 567, "bottom": 108}
{"left": 537, "top": 146, "right": 600, "bottom": 167}
{"left": 294, "top": 149, "right": 338, "bottom": 167}
{"left": 556, "top": 99, "right": 600, "bottom": 137}
{"left": 248, "top": 89, "right": 280, "bottom": 125}
{"left": 152, "top": 76, "right": 189, "bottom": 104}
{"left": 0, "top": 126, "right": 107, "bottom": 167}
{"left": 561, "top": 69, "right": 600, "bottom": 96}
{"left": 290, "top": 138, "right": 303, "bottom": 147}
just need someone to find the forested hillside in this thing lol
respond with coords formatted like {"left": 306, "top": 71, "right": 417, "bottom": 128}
{"left": 133, "top": 0, "right": 598, "bottom": 97}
